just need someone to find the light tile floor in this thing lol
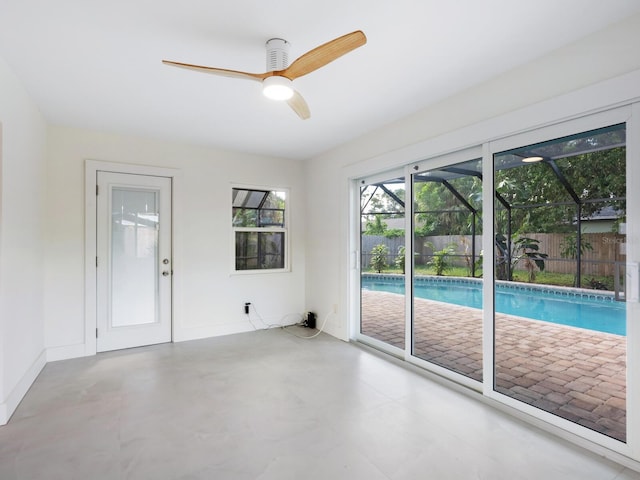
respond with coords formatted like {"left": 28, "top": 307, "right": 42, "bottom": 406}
{"left": 361, "top": 290, "right": 627, "bottom": 442}
{"left": 0, "top": 328, "right": 638, "bottom": 479}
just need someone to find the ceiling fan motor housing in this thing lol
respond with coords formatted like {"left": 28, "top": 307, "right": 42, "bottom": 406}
{"left": 266, "top": 38, "right": 290, "bottom": 71}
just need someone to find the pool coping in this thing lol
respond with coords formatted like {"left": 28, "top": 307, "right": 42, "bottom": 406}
{"left": 361, "top": 273, "right": 620, "bottom": 303}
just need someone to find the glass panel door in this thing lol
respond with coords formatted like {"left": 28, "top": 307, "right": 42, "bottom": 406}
{"left": 359, "top": 175, "right": 406, "bottom": 350}
{"left": 412, "top": 159, "right": 484, "bottom": 381}
{"left": 96, "top": 171, "right": 172, "bottom": 352}
{"left": 493, "top": 124, "right": 627, "bottom": 442}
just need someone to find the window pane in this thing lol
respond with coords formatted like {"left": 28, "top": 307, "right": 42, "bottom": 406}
{"left": 259, "top": 209, "right": 284, "bottom": 227}
{"left": 232, "top": 189, "right": 268, "bottom": 209}
{"left": 111, "top": 188, "right": 159, "bottom": 327}
{"left": 263, "top": 191, "right": 286, "bottom": 210}
{"left": 493, "top": 124, "right": 627, "bottom": 442}
{"left": 412, "top": 159, "right": 483, "bottom": 381}
{"left": 235, "top": 231, "right": 285, "bottom": 270}
{"left": 360, "top": 176, "right": 406, "bottom": 349}
{"left": 232, "top": 207, "right": 258, "bottom": 227}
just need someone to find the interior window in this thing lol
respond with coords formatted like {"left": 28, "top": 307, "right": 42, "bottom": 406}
{"left": 232, "top": 188, "right": 287, "bottom": 271}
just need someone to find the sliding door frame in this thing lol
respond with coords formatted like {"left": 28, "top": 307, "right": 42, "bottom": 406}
{"left": 348, "top": 100, "right": 640, "bottom": 465}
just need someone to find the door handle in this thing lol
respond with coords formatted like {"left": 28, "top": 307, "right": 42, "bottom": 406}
{"left": 162, "top": 271, "right": 170, "bottom": 276}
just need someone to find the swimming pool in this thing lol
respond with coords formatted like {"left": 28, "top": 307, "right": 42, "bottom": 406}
{"left": 361, "top": 275, "right": 626, "bottom": 335}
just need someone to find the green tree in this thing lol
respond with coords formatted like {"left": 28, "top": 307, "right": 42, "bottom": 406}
{"left": 363, "top": 215, "right": 388, "bottom": 235}
{"left": 414, "top": 175, "right": 482, "bottom": 237}
{"left": 495, "top": 146, "right": 625, "bottom": 235}
{"left": 361, "top": 183, "right": 406, "bottom": 239}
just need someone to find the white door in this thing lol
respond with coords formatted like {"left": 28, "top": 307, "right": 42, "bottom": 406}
{"left": 96, "top": 172, "right": 172, "bottom": 352}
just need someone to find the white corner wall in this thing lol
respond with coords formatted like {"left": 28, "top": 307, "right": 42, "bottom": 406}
{"left": 45, "top": 127, "right": 306, "bottom": 360}
{"left": 304, "top": 13, "right": 640, "bottom": 341}
{"left": 0, "top": 56, "right": 48, "bottom": 424}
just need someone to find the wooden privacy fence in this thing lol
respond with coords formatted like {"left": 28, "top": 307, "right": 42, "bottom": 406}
{"left": 522, "top": 232, "right": 625, "bottom": 277}
{"left": 363, "top": 233, "right": 625, "bottom": 277}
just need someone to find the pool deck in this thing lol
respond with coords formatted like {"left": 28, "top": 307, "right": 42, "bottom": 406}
{"left": 361, "top": 289, "right": 627, "bottom": 442}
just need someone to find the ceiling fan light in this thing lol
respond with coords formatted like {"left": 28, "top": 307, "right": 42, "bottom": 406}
{"left": 263, "top": 76, "right": 294, "bottom": 101}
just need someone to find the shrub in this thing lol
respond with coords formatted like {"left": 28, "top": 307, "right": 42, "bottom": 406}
{"left": 428, "top": 245, "right": 456, "bottom": 276}
{"left": 495, "top": 234, "right": 548, "bottom": 282}
{"left": 370, "top": 244, "right": 390, "bottom": 273}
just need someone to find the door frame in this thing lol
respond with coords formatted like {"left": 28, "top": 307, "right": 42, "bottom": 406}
{"left": 84, "top": 160, "right": 182, "bottom": 356}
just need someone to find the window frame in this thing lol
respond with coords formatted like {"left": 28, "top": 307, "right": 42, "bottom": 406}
{"left": 231, "top": 185, "right": 290, "bottom": 274}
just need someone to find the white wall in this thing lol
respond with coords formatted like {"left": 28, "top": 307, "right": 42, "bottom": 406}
{"left": 305, "top": 14, "right": 640, "bottom": 340}
{"left": 2, "top": 7, "right": 639, "bottom": 428}
{"left": 45, "top": 127, "right": 306, "bottom": 358}
{"left": 0, "top": 56, "right": 48, "bottom": 424}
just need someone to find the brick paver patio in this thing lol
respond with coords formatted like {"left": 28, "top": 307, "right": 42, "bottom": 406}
{"left": 361, "top": 289, "right": 627, "bottom": 442}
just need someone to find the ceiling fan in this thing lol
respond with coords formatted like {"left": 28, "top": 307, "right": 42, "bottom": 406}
{"left": 162, "top": 30, "right": 366, "bottom": 120}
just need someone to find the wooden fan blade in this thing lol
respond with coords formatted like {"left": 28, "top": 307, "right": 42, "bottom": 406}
{"left": 282, "top": 30, "right": 366, "bottom": 80}
{"left": 287, "top": 90, "right": 310, "bottom": 120}
{"left": 162, "top": 60, "right": 269, "bottom": 81}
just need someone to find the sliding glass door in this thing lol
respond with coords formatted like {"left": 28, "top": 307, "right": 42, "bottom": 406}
{"left": 351, "top": 106, "right": 637, "bottom": 454}
{"left": 492, "top": 123, "right": 628, "bottom": 442}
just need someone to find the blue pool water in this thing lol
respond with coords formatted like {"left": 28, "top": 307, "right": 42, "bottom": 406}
{"left": 362, "top": 276, "right": 626, "bottom": 335}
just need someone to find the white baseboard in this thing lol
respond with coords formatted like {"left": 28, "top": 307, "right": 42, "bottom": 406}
{"left": 174, "top": 322, "right": 256, "bottom": 342}
{"left": 0, "top": 349, "right": 47, "bottom": 425}
{"left": 173, "top": 314, "right": 302, "bottom": 343}
{"left": 46, "top": 343, "right": 88, "bottom": 362}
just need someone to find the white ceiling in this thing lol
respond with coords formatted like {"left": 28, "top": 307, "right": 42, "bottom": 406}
{"left": 1, "top": 1, "right": 640, "bottom": 160}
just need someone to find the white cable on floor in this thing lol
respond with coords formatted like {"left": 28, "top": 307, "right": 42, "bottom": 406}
{"left": 282, "top": 310, "right": 333, "bottom": 339}
{"left": 247, "top": 303, "right": 333, "bottom": 339}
